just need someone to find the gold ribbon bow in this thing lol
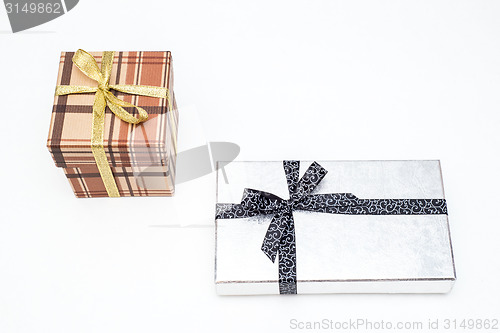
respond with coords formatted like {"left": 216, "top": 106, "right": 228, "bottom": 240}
{"left": 55, "top": 49, "right": 172, "bottom": 197}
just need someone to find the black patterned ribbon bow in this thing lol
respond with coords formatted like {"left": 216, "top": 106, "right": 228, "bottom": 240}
{"left": 215, "top": 161, "right": 448, "bottom": 294}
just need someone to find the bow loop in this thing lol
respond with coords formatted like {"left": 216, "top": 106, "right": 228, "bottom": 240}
{"left": 238, "top": 189, "right": 286, "bottom": 215}
{"left": 104, "top": 90, "right": 149, "bottom": 124}
{"left": 72, "top": 49, "right": 105, "bottom": 83}
{"left": 283, "top": 161, "right": 328, "bottom": 204}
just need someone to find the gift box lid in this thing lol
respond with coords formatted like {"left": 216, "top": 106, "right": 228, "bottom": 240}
{"left": 47, "top": 51, "right": 176, "bottom": 168}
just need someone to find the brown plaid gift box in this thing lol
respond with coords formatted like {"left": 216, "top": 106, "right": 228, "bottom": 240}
{"left": 47, "top": 51, "right": 178, "bottom": 198}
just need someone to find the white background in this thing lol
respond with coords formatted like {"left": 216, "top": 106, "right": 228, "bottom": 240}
{"left": 0, "top": 1, "right": 499, "bottom": 332}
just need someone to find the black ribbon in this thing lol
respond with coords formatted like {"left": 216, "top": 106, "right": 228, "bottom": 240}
{"left": 215, "top": 161, "right": 448, "bottom": 294}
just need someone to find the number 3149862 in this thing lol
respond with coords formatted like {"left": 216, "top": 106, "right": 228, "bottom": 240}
{"left": 5, "top": 2, "right": 62, "bottom": 14}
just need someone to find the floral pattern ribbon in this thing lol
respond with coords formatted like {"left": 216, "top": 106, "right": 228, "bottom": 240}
{"left": 55, "top": 49, "right": 172, "bottom": 197}
{"left": 215, "top": 161, "right": 448, "bottom": 294}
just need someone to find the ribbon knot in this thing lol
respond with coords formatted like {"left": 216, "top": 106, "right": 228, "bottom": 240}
{"left": 98, "top": 82, "right": 109, "bottom": 91}
{"left": 55, "top": 49, "right": 172, "bottom": 197}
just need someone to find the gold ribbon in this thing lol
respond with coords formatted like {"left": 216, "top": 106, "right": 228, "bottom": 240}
{"left": 55, "top": 49, "right": 173, "bottom": 197}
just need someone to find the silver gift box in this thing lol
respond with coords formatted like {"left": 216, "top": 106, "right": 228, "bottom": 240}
{"left": 215, "top": 160, "right": 455, "bottom": 295}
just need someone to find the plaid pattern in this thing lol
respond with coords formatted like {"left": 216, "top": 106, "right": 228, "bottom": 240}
{"left": 47, "top": 51, "right": 178, "bottom": 198}
{"left": 63, "top": 162, "right": 175, "bottom": 198}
